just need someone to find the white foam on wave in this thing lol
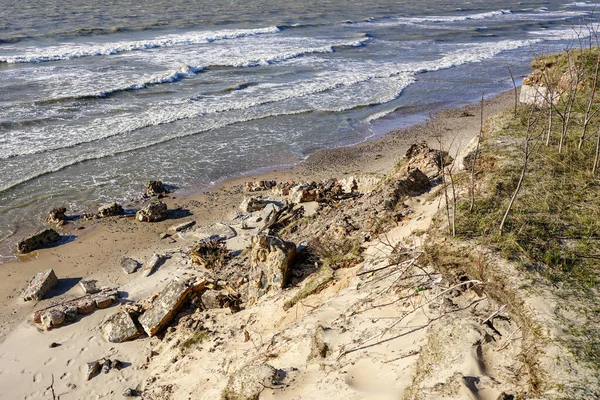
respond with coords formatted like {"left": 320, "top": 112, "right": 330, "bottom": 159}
{"left": 0, "top": 32, "right": 567, "bottom": 193}
{"left": 0, "top": 26, "right": 280, "bottom": 63}
{"left": 566, "top": 2, "right": 596, "bottom": 7}
{"left": 529, "top": 25, "right": 591, "bottom": 41}
{"left": 1, "top": 34, "right": 537, "bottom": 163}
{"left": 1, "top": 36, "right": 371, "bottom": 104}
{"left": 405, "top": 9, "right": 512, "bottom": 23}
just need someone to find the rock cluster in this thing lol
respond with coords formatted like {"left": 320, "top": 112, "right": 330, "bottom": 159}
{"left": 85, "top": 357, "right": 123, "bottom": 381}
{"left": 32, "top": 287, "right": 119, "bottom": 330}
{"left": 136, "top": 200, "right": 168, "bottom": 222}
{"left": 17, "top": 228, "right": 61, "bottom": 254}
{"left": 244, "top": 180, "right": 276, "bottom": 192}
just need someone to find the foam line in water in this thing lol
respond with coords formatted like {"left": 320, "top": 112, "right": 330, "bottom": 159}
{"left": 0, "top": 26, "right": 281, "bottom": 63}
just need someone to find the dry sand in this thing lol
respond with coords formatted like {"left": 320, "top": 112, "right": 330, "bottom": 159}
{"left": 0, "top": 91, "right": 515, "bottom": 399}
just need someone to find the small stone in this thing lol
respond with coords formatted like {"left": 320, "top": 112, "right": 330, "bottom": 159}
{"left": 101, "top": 358, "right": 111, "bottom": 374}
{"left": 49, "top": 342, "right": 60, "bottom": 348}
{"left": 95, "top": 296, "right": 113, "bottom": 309}
{"left": 121, "top": 257, "right": 141, "bottom": 274}
{"left": 111, "top": 359, "right": 123, "bottom": 370}
{"left": 64, "top": 305, "right": 78, "bottom": 322}
{"left": 122, "top": 388, "right": 137, "bottom": 397}
{"left": 79, "top": 279, "right": 100, "bottom": 294}
{"left": 86, "top": 360, "right": 100, "bottom": 381}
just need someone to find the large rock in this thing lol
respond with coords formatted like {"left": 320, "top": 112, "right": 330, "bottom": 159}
{"left": 17, "top": 229, "right": 61, "bottom": 254}
{"left": 103, "top": 311, "right": 139, "bottom": 343}
{"left": 222, "top": 364, "right": 284, "bottom": 400}
{"left": 249, "top": 235, "right": 296, "bottom": 300}
{"left": 136, "top": 200, "right": 168, "bottom": 222}
{"left": 138, "top": 280, "right": 191, "bottom": 336}
{"left": 97, "top": 202, "right": 124, "bottom": 218}
{"left": 22, "top": 269, "right": 58, "bottom": 301}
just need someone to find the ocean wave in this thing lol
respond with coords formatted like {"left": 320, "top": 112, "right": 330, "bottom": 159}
{"left": 96, "top": 65, "right": 205, "bottom": 97}
{"left": 0, "top": 26, "right": 281, "bottom": 63}
{"left": 566, "top": 2, "right": 596, "bottom": 7}
{"left": 405, "top": 9, "right": 512, "bottom": 23}
{"left": 0, "top": 108, "right": 313, "bottom": 194}
{"left": 26, "top": 36, "right": 370, "bottom": 103}
{"left": 1, "top": 35, "right": 538, "bottom": 162}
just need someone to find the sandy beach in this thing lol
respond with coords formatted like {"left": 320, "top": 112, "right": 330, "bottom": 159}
{"left": 0, "top": 90, "right": 515, "bottom": 399}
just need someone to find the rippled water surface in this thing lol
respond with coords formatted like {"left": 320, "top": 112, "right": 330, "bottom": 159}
{"left": 0, "top": 0, "right": 597, "bottom": 260}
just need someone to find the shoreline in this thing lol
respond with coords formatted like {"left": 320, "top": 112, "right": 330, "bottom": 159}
{"left": 0, "top": 89, "right": 515, "bottom": 344}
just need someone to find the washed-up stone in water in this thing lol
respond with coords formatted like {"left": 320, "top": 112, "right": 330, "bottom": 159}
{"left": 22, "top": 269, "right": 58, "bottom": 301}
{"left": 17, "top": 229, "right": 61, "bottom": 254}
{"left": 46, "top": 207, "right": 67, "bottom": 225}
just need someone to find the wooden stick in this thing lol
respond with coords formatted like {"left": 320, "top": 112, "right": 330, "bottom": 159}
{"left": 480, "top": 304, "right": 507, "bottom": 325}
{"left": 496, "top": 326, "right": 521, "bottom": 351}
